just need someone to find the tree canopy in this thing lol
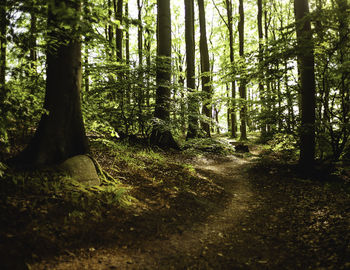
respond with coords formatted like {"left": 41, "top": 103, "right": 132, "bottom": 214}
{"left": 0, "top": 0, "right": 349, "bottom": 166}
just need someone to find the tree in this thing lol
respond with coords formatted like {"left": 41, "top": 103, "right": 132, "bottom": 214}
{"left": 150, "top": 0, "right": 178, "bottom": 149}
{"left": 137, "top": 0, "right": 143, "bottom": 65}
{"left": 257, "top": 0, "right": 266, "bottom": 137}
{"left": 226, "top": 0, "right": 237, "bottom": 138}
{"left": 114, "top": 0, "right": 123, "bottom": 61}
{"left": 185, "top": 0, "right": 198, "bottom": 139}
{"left": 198, "top": 0, "right": 212, "bottom": 137}
{"left": 294, "top": 0, "right": 316, "bottom": 168}
{"left": 125, "top": 1, "right": 130, "bottom": 64}
{"left": 0, "top": 0, "right": 6, "bottom": 103}
{"left": 238, "top": 0, "right": 247, "bottom": 140}
{"left": 12, "top": 0, "right": 89, "bottom": 167}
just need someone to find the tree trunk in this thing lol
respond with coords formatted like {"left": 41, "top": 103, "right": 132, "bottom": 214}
{"left": 115, "top": 0, "right": 123, "bottom": 62}
{"left": 12, "top": 0, "right": 89, "bottom": 167}
{"left": 225, "top": 0, "right": 237, "bottom": 138}
{"left": 257, "top": 0, "right": 266, "bottom": 137}
{"left": 238, "top": 0, "right": 247, "bottom": 140}
{"left": 197, "top": 0, "right": 212, "bottom": 137}
{"left": 0, "top": 0, "right": 6, "bottom": 103}
{"left": 108, "top": 0, "right": 114, "bottom": 50}
{"left": 185, "top": 0, "right": 198, "bottom": 139}
{"left": 29, "top": 5, "right": 37, "bottom": 70}
{"left": 137, "top": 0, "right": 143, "bottom": 66}
{"left": 125, "top": 1, "right": 130, "bottom": 64}
{"left": 83, "top": 0, "right": 90, "bottom": 94}
{"left": 151, "top": 0, "right": 178, "bottom": 149}
{"left": 294, "top": 0, "right": 316, "bottom": 168}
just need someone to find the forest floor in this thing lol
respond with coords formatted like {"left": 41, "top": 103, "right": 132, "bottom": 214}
{"left": 1, "top": 137, "right": 350, "bottom": 269}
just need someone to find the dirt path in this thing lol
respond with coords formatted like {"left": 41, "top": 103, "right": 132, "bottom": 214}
{"left": 32, "top": 155, "right": 350, "bottom": 269}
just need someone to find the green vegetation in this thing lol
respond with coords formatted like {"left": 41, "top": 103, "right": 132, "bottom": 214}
{"left": 0, "top": 0, "right": 349, "bottom": 268}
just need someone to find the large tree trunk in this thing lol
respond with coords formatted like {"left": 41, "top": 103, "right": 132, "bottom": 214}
{"left": 294, "top": 0, "right": 316, "bottom": 168}
{"left": 238, "top": 0, "right": 247, "bottom": 140}
{"left": 12, "top": 0, "right": 89, "bottom": 167}
{"left": 197, "top": 0, "right": 212, "bottom": 137}
{"left": 151, "top": 0, "right": 178, "bottom": 149}
{"left": 185, "top": 0, "right": 198, "bottom": 139}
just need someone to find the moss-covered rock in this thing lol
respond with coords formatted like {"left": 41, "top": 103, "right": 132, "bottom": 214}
{"left": 60, "top": 155, "right": 100, "bottom": 186}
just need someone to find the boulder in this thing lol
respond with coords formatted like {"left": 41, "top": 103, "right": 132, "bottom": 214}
{"left": 60, "top": 155, "right": 100, "bottom": 186}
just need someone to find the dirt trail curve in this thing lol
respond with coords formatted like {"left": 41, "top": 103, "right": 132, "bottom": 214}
{"left": 33, "top": 155, "right": 350, "bottom": 270}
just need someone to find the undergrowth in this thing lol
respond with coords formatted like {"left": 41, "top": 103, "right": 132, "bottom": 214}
{"left": 182, "top": 137, "right": 235, "bottom": 156}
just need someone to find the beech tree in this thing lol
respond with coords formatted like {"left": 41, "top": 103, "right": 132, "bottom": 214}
{"left": 226, "top": 0, "right": 237, "bottom": 138}
{"left": 185, "top": 0, "right": 198, "bottom": 139}
{"left": 12, "top": 0, "right": 89, "bottom": 166}
{"left": 2, "top": 0, "right": 349, "bottom": 167}
{"left": 114, "top": 0, "right": 123, "bottom": 61}
{"left": 238, "top": 0, "right": 247, "bottom": 140}
{"left": 198, "top": 0, "right": 212, "bottom": 137}
{"left": 294, "top": 0, "right": 316, "bottom": 168}
{"left": 150, "top": 0, "right": 178, "bottom": 149}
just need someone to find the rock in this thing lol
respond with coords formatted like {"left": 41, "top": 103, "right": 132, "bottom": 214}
{"left": 235, "top": 144, "right": 249, "bottom": 153}
{"left": 59, "top": 155, "right": 100, "bottom": 186}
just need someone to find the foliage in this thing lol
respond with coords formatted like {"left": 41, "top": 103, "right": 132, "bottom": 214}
{"left": 182, "top": 137, "right": 235, "bottom": 156}
{"left": 267, "top": 133, "right": 299, "bottom": 162}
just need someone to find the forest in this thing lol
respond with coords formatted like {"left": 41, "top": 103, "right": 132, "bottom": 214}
{"left": 0, "top": 0, "right": 349, "bottom": 269}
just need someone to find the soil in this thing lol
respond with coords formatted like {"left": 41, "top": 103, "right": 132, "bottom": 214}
{"left": 27, "top": 150, "right": 350, "bottom": 270}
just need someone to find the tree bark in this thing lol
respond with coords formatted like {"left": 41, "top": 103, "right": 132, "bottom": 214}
{"left": 12, "top": 0, "right": 89, "bottom": 167}
{"left": 257, "top": 0, "right": 266, "bottom": 137}
{"left": 0, "top": 0, "right": 6, "bottom": 103}
{"left": 115, "top": 0, "right": 123, "bottom": 62}
{"left": 197, "top": 0, "right": 212, "bottom": 137}
{"left": 125, "top": 1, "right": 130, "bottom": 64}
{"left": 29, "top": 3, "right": 37, "bottom": 69}
{"left": 238, "top": 0, "right": 247, "bottom": 140}
{"left": 225, "top": 0, "right": 237, "bottom": 138}
{"left": 294, "top": 0, "right": 316, "bottom": 168}
{"left": 185, "top": 0, "right": 198, "bottom": 139}
{"left": 151, "top": 0, "right": 178, "bottom": 149}
{"left": 137, "top": 0, "right": 143, "bottom": 66}
{"left": 108, "top": 0, "right": 114, "bottom": 50}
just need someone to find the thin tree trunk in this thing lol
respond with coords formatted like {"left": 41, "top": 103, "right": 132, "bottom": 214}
{"left": 29, "top": 7, "right": 37, "bottom": 71}
{"left": 294, "top": 0, "right": 316, "bottom": 168}
{"left": 125, "top": 1, "right": 130, "bottom": 64}
{"left": 108, "top": 0, "right": 114, "bottom": 51}
{"left": 137, "top": 0, "right": 143, "bottom": 66}
{"left": 264, "top": 1, "right": 272, "bottom": 134}
{"left": 145, "top": 28, "right": 151, "bottom": 108}
{"left": 0, "top": 0, "right": 6, "bottom": 103}
{"left": 197, "top": 0, "right": 212, "bottom": 137}
{"left": 257, "top": 0, "right": 266, "bottom": 137}
{"left": 115, "top": 0, "right": 123, "bottom": 61}
{"left": 225, "top": 0, "right": 237, "bottom": 138}
{"left": 238, "top": 0, "right": 247, "bottom": 140}
{"left": 185, "top": 0, "right": 198, "bottom": 139}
